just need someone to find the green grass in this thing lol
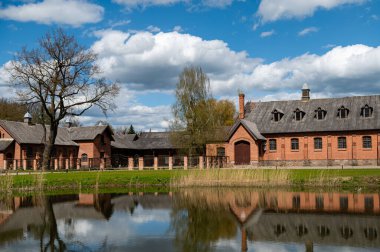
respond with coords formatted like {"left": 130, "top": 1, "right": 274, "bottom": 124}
{"left": 1, "top": 168, "right": 380, "bottom": 192}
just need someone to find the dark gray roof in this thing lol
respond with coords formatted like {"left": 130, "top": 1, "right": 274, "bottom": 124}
{"left": 112, "top": 132, "right": 176, "bottom": 150}
{"left": 0, "top": 120, "right": 78, "bottom": 146}
{"left": 68, "top": 125, "right": 114, "bottom": 141}
{"left": 0, "top": 139, "right": 14, "bottom": 151}
{"left": 227, "top": 119, "right": 266, "bottom": 141}
{"left": 245, "top": 95, "right": 380, "bottom": 134}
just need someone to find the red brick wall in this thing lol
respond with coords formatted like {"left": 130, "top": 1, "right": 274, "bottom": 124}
{"left": 206, "top": 128, "right": 380, "bottom": 165}
{"left": 0, "top": 125, "right": 12, "bottom": 139}
{"left": 77, "top": 130, "right": 112, "bottom": 159}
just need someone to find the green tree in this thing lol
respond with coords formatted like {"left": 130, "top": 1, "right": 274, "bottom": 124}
{"left": 171, "top": 66, "right": 235, "bottom": 155}
{"left": 127, "top": 124, "right": 136, "bottom": 134}
{"left": 8, "top": 29, "right": 119, "bottom": 170}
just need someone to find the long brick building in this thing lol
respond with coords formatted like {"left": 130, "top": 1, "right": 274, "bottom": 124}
{"left": 207, "top": 85, "right": 380, "bottom": 166}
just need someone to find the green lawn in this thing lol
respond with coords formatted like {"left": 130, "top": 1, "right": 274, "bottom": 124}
{"left": 1, "top": 168, "right": 380, "bottom": 192}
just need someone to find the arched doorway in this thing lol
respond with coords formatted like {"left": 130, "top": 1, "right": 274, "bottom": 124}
{"left": 235, "top": 140, "right": 250, "bottom": 165}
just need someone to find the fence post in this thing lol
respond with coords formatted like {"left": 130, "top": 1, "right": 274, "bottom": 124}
{"left": 184, "top": 156, "right": 188, "bottom": 170}
{"left": 33, "top": 159, "right": 37, "bottom": 171}
{"left": 138, "top": 157, "right": 144, "bottom": 170}
{"left": 23, "top": 159, "right": 27, "bottom": 170}
{"left": 13, "top": 160, "right": 17, "bottom": 170}
{"left": 66, "top": 159, "right": 70, "bottom": 170}
{"left": 3, "top": 160, "right": 6, "bottom": 170}
{"left": 128, "top": 157, "right": 133, "bottom": 170}
{"left": 154, "top": 156, "right": 158, "bottom": 170}
{"left": 100, "top": 158, "right": 105, "bottom": 170}
{"left": 169, "top": 156, "right": 173, "bottom": 170}
{"left": 76, "top": 159, "right": 81, "bottom": 170}
{"left": 199, "top": 156, "right": 204, "bottom": 170}
{"left": 54, "top": 159, "right": 58, "bottom": 170}
{"left": 206, "top": 157, "right": 210, "bottom": 169}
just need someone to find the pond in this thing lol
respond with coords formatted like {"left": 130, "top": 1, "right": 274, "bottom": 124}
{"left": 0, "top": 189, "right": 379, "bottom": 252}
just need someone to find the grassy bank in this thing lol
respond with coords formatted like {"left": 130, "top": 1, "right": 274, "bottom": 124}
{"left": 0, "top": 168, "right": 380, "bottom": 192}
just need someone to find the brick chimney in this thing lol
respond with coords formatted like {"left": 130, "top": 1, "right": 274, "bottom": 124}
{"left": 301, "top": 83, "right": 310, "bottom": 101}
{"left": 239, "top": 93, "right": 245, "bottom": 119}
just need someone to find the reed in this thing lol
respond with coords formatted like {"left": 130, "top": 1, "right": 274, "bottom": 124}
{"left": 172, "top": 169, "right": 292, "bottom": 187}
{"left": 0, "top": 172, "right": 13, "bottom": 194}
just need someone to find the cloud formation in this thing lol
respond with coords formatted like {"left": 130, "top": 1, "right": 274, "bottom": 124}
{"left": 257, "top": 0, "right": 366, "bottom": 23}
{"left": 298, "top": 27, "right": 319, "bottom": 36}
{"left": 260, "top": 30, "right": 275, "bottom": 38}
{"left": 0, "top": 0, "right": 104, "bottom": 26}
{"left": 113, "top": 0, "right": 235, "bottom": 9}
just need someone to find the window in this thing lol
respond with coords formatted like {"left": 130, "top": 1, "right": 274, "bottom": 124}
{"left": 26, "top": 147, "right": 33, "bottom": 158}
{"left": 314, "top": 137, "right": 322, "bottom": 150}
{"left": 338, "top": 106, "right": 349, "bottom": 119}
{"left": 365, "top": 197, "right": 374, "bottom": 212}
{"left": 272, "top": 109, "right": 284, "bottom": 122}
{"left": 361, "top": 105, "right": 373, "bottom": 118}
{"left": 217, "top": 147, "right": 225, "bottom": 156}
{"left": 292, "top": 195, "right": 301, "bottom": 209}
{"left": 316, "top": 195, "right": 324, "bottom": 210}
{"left": 269, "top": 139, "right": 277, "bottom": 151}
{"left": 315, "top": 107, "right": 327, "bottom": 120}
{"left": 81, "top": 153, "right": 88, "bottom": 162}
{"left": 294, "top": 108, "right": 305, "bottom": 121}
{"left": 338, "top": 137, "right": 347, "bottom": 149}
{"left": 318, "top": 226, "right": 330, "bottom": 238}
{"left": 291, "top": 138, "right": 299, "bottom": 150}
{"left": 340, "top": 196, "right": 348, "bottom": 211}
{"left": 363, "top": 136, "right": 372, "bottom": 149}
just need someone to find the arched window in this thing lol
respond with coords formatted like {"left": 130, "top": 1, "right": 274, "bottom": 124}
{"left": 314, "top": 137, "right": 322, "bottom": 150}
{"left": 293, "top": 108, "right": 305, "bottom": 121}
{"left": 337, "top": 106, "right": 349, "bottom": 119}
{"left": 338, "top": 137, "right": 347, "bottom": 149}
{"left": 269, "top": 139, "right": 277, "bottom": 151}
{"left": 314, "top": 107, "right": 327, "bottom": 120}
{"left": 363, "top": 136, "right": 372, "bottom": 149}
{"left": 291, "top": 138, "right": 299, "bottom": 150}
{"left": 271, "top": 109, "right": 284, "bottom": 122}
{"left": 361, "top": 105, "right": 373, "bottom": 118}
{"left": 81, "top": 153, "right": 88, "bottom": 162}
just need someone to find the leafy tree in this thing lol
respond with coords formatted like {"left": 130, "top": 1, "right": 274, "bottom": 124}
{"left": 171, "top": 66, "right": 235, "bottom": 155}
{"left": 8, "top": 28, "right": 119, "bottom": 170}
{"left": 127, "top": 124, "right": 136, "bottom": 134}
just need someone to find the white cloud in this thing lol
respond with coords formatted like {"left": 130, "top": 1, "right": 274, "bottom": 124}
{"left": 112, "top": 0, "right": 186, "bottom": 8}
{"left": 173, "top": 25, "right": 183, "bottom": 32}
{"left": 147, "top": 25, "right": 161, "bottom": 33}
{"left": 257, "top": 0, "right": 366, "bottom": 23}
{"left": 260, "top": 30, "right": 275, "bottom": 38}
{"left": 0, "top": 0, "right": 104, "bottom": 26}
{"left": 298, "top": 27, "right": 319, "bottom": 36}
{"left": 91, "top": 29, "right": 261, "bottom": 91}
{"left": 201, "top": 0, "right": 233, "bottom": 8}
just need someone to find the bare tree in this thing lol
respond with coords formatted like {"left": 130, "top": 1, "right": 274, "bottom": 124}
{"left": 171, "top": 66, "right": 235, "bottom": 155}
{"left": 8, "top": 28, "right": 119, "bottom": 170}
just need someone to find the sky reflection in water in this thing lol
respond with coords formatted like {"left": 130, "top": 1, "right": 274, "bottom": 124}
{"left": 0, "top": 189, "right": 379, "bottom": 252}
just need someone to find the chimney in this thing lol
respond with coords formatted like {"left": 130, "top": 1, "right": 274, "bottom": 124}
{"left": 23, "top": 112, "right": 32, "bottom": 125}
{"left": 301, "top": 83, "right": 310, "bottom": 101}
{"left": 65, "top": 118, "right": 72, "bottom": 128}
{"left": 239, "top": 93, "right": 245, "bottom": 119}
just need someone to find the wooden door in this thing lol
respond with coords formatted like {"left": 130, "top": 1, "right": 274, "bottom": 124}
{"left": 235, "top": 141, "right": 250, "bottom": 165}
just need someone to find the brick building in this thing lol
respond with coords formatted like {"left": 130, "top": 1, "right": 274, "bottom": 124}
{"left": 0, "top": 114, "right": 113, "bottom": 170}
{"left": 207, "top": 85, "right": 380, "bottom": 166}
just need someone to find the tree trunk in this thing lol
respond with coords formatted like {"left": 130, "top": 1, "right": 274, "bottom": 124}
{"left": 42, "top": 124, "right": 58, "bottom": 171}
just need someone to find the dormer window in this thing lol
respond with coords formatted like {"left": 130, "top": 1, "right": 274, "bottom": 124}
{"left": 315, "top": 107, "right": 327, "bottom": 120}
{"left": 272, "top": 109, "right": 284, "bottom": 122}
{"left": 337, "top": 106, "right": 349, "bottom": 119}
{"left": 361, "top": 105, "right": 373, "bottom": 118}
{"left": 293, "top": 108, "right": 305, "bottom": 121}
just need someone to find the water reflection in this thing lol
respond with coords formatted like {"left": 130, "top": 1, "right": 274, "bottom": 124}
{"left": 0, "top": 190, "right": 379, "bottom": 252}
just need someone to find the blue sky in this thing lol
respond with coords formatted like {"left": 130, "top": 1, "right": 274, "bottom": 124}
{"left": 1, "top": 0, "right": 380, "bottom": 131}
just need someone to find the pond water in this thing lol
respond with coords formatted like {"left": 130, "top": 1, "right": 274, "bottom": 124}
{"left": 0, "top": 189, "right": 379, "bottom": 252}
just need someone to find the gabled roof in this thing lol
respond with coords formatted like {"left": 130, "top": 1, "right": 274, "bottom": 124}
{"left": 227, "top": 119, "right": 266, "bottom": 141}
{"left": 111, "top": 132, "right": 177, "bottom": 150}
{"left": 245, "top": 95, "right": 380, "bottom": 134}
{"left": 68, "top": 125, "right": 114, "bottom": 141}
{"left": 0, "top": 120, "right": 78, "bottom": 146}
{"left": 0, "top": 139, "right": 14, "bottom": 152}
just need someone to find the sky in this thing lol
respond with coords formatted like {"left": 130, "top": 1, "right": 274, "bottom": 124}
{"left": 1, "top": 0, "right": 380, "bottom": 131}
